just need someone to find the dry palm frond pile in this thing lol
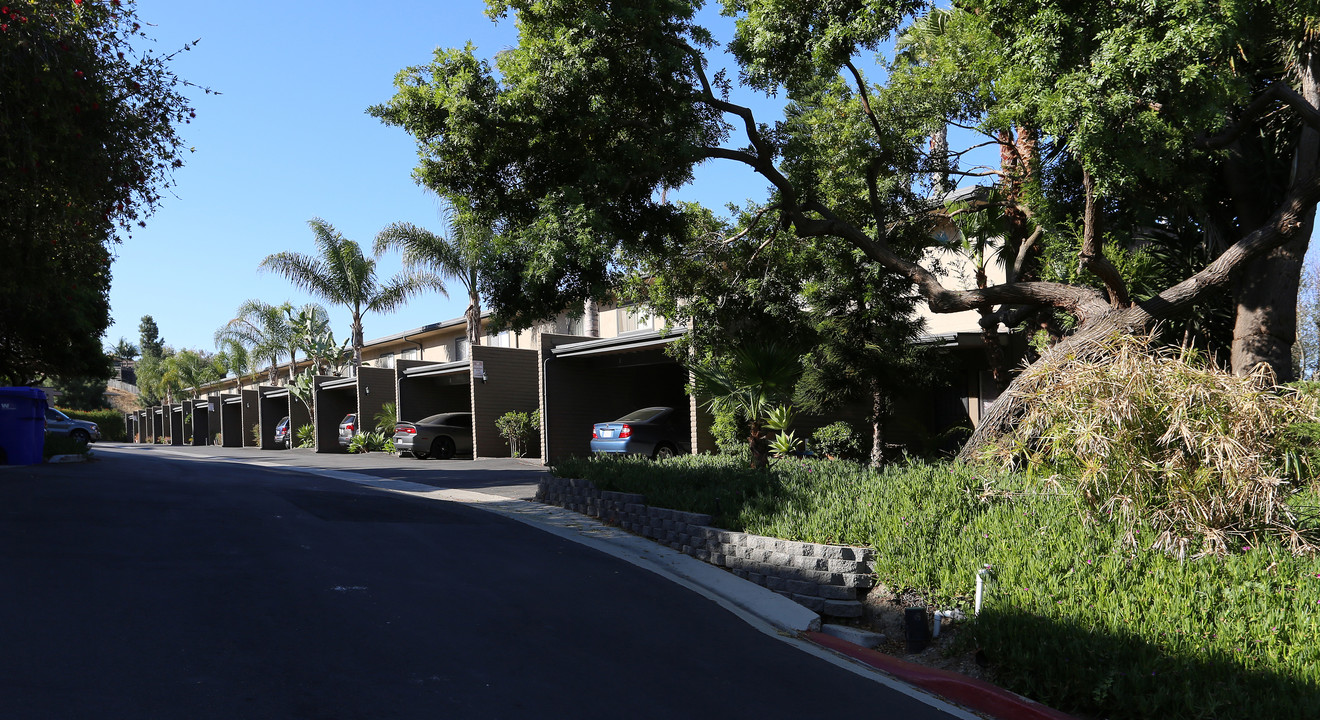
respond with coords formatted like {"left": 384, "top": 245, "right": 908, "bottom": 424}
{"left": 981, "top": 331, "right": 1320, "bottom": 557}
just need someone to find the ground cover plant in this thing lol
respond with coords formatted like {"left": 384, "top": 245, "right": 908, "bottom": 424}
{"left": 554, "top": 454, "right": 1320, "bottom": 719}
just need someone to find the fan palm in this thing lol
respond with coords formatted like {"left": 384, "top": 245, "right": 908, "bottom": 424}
{"left": 214, "top": 300, "right": 290, "bottom": 384}
{"left": 262, "top": 218, "right": 439, "bottom": 370}
{"left": 374, "top": 207, "right": 485, "bottom": 346}
{"left": 215, "top": 338, "right": 251, "bottom": 391}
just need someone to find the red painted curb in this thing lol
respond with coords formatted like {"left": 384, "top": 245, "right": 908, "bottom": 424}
{"left": 805, "top": 631, "right": 1076, "bottom": 720}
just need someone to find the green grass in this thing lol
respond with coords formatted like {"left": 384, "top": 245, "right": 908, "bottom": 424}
{"left": 553, "top": 454, "right": 1320, "bottom": 720}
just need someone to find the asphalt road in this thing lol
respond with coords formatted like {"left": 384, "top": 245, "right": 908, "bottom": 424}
{"left": 1, "top": 450, "right": 960, "bottom": 719}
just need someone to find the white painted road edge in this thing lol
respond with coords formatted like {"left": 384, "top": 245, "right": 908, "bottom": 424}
{"left": 98, "top": 445, "right": 980, "bottom": 720}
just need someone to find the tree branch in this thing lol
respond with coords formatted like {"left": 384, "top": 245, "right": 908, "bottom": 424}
{"left": 1201, "top": 80, "right": 1320, "bottom": 150}
{"left": 843, "top": 59, "right": 886, "bottom": 144}
{"left": 1077, "top": 167, "right": 1130, "bottom": 308}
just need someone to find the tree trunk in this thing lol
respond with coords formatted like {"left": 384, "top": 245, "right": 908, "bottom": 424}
{"left": 957, "top": 310, "right": 1153, "bottom": 461}
{"left": 585, "top": 298, "right": 600, "bottom": 337}
{"left": 351, "top": 313, "right": 364, "bottom": 375}
{"left": 467, "top": 292, "right": 482, "bottom": 346}
{"left": 869, "top": 382, "right": 887, "bottom": 469}
{"left": 1231, "top": 47, "right": 1319, "bottom": 380}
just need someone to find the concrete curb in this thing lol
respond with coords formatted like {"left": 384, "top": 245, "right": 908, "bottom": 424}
{"left": 805, "top": 631, "right": 1078, "bottom": 720}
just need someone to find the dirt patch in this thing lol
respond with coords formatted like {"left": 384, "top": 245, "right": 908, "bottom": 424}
{"left": 860, "top": 583, "right": 989, "bottom": 682}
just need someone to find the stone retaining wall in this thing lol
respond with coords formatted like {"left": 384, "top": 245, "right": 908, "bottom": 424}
{"left": 536, "top": 476, "right": 874, "bottom": 618}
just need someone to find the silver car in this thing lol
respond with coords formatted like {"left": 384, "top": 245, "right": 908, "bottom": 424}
{"left": 45, "top": 407, "right": 101, "bottom": 444}
{"left": 393, "top": 412, "right": 472, "bottom": 460}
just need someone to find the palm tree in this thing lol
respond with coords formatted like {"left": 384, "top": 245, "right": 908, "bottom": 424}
{"left": 690, "top": 343, "right": 803, "bottom": 470}
{"left": 215, "top": 337, "right": 252, "bottom": 392}
{"left": 262, "top": 218, "right": 438, "bottom": 370}
{"left": 214, "top": 300, "right": 290, "bottom": 384}
{"left": 374, "top": 208, "right": 484, "bottom": 346}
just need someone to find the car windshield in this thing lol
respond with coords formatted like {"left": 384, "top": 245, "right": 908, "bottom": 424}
{"left": 616, "top": 407, "right": 669, "bottom": 423}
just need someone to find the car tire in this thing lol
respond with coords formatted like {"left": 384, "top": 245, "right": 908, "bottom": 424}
{"left": 433, "top": 436, "right": 456, "bottom": 460}
{"left": 653, "top": 443, "right": 677, "bottom": 460}
{"left": 70, "top": 429, "right": 90, "bottom": 445}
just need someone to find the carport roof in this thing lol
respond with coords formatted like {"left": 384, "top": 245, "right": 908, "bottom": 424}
{"left": 320, "top": 377, "right": 357, "bottom": 390}
{"left": 401, "top": 360, "right": 469, "bottom": 378}
{"left": 551, "top": 327, "right": 688, "bottom": 358}
{"left": 261, "top": 388, "right": 290, "bottom": 399}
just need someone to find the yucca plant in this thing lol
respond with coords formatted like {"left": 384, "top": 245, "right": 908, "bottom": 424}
{"left": 981, "top": 331, "right": 1320, "bottom": 557}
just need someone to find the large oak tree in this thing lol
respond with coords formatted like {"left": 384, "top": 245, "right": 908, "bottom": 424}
{"left": 372, "top": 0, "right": 1320, "bottom": 454}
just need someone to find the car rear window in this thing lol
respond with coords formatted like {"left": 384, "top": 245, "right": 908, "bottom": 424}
{"left": 617, "top": 407, "right": 669, "bottom": 423}
{"left": 419, "top": 413, "right": 472, "bottom": 427}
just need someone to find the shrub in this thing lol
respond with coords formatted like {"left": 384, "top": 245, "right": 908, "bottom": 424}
{"left": 495, "top": 410, "right": 540, "bottom": 458}
{"left": 810, "top": 421, "right": 861, "bottom": 460}
{"left": 710, "top": 406, "right": 746, "bottom": 454}
{"left": 552, "top": 454, "right": 1320, "bottom": 720}
{"left": 57, "top": 407, "right": 128, "bottom": 442}
{"left": 374, "top": 402, "right": 397, "bottom": 435}
{"left": 295, "top": 424, "right": 314, "bottom": 449}
{"left": 250, "top": 423, "right": 261, "bottom": 446}
{"left": 347, "top": 430, "right": 390, "bottom": 454}
{"left": 981, "top": 331, "right": 1320, "bottom": 557}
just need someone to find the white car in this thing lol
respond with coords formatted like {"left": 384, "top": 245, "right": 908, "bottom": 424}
{"left": 45, "top": 407, "right": 101, "bottom": 444}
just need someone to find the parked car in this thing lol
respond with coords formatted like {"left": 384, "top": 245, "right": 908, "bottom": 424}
{"left": 44, "top": 407, "right": 101, "bottom": 444}
{"left": 274, "top": 416, "right": 291, "bottom": 449}
{"left": 337, "top": 413, "right": 357, "bottom": 449}
{"left": 590, "top": 406, "right": 687, "bottom": 459}
{"left": 393, "top": 412, "right": 473, "bottom": 460}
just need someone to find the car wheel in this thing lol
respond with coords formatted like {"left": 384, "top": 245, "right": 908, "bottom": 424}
{"left": 413, "top": 446, "right": 430, "bottom": 460}
{"left": 653, "top": 443, "right": 677, "bottom": 460}
{"left": 432, "top": 436, "right": 456, "bottom": 460}
{"left": 70, "top": 429, "right": 90, "bottom": 445}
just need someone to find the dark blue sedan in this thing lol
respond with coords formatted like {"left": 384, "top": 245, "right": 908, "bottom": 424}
{"left": 590, "top": 407, "right": 688, "bottom": 459}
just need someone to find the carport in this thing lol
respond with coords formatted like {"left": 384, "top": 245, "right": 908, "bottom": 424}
{"left": 152, "top": 406, "right": 165, "bottom": 443}
{"left": 187, "top": 397, "right": 213, "bottom": 446}
{"left": 538, "top": 329, "right": 712, "bottom": 465}
{"left": 312, "top": 367, "right": 396, "bottom": 453}
{"left": 169, "top": 404, "right": 186, "bottom": 445}
{"left": 395, "top": 346, "right": 540, "bottom": 459}
{"left": 258, "top": 386, "right": 289, "bottom": 450}
{"left": 218, "top": 394, "right": 243, "bottom": 447}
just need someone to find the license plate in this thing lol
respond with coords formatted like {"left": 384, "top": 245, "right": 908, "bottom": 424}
{"left": 600, "top": 429, "right": 614, "bottom": 438}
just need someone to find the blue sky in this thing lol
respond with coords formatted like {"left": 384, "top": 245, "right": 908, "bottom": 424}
{"left": 107, "top": 1, "right": 785, "bottom": 354}
{"left": 107, "top": 2, "right": 1319, "bottom": 356}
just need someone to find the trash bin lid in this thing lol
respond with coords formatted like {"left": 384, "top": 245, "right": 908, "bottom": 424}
{"left": 0, "top": 386, "right": 47, "bottom": 401}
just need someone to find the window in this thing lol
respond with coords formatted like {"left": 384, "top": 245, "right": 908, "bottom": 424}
{"left": 485, "top": 330, "right": 512, "bottom": 348}
{"left": 565, "top": 314, "right": 584, "bottom": 336}
{"left": 400, "top": 347, "right": 419, "bottom": 361}
{"left": 618, "top": 305, "right": 653, "bottom": 334}
{"left": 376, "top": 352, "right": 394, "bottom": 369}
{"left": 454, "top": 336, "right": 469, "bottom": 361}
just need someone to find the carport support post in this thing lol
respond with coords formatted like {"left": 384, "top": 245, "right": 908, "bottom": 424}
{"left": 218, "top": 394, "right": 242, "bottom": 447}
{"left": 289, "top": 392, "right": 311, "bottom": 449}
{"left": 182, "top": 400, "right": 195, "bottom": 444}
{"left": 152, "top": 407, "right": 164, "bottom": 443}
{"left": 470, "top": 345, "right": 539, "bottom": 459}
{"left": 170, "top": 404, "right": 185, "bottom": 445}
{"left": 355, "top": 367, "right": 397, "bottom": 440}
{"left": 257, "top": 386, "right": 285, "bottom": 449}
{"left": 240, "top": 390, "right": 259, "bottom": 447}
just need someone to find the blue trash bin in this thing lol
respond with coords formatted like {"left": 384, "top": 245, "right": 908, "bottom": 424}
{"left": 0, "top": 386, "right": 49, "bottom": 465}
